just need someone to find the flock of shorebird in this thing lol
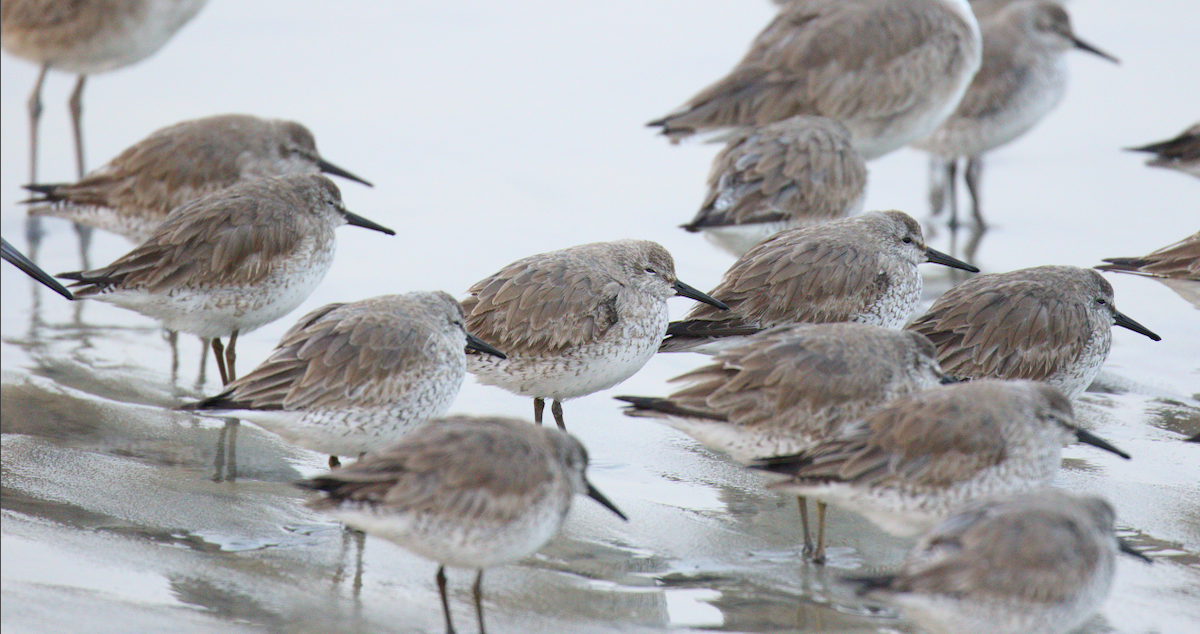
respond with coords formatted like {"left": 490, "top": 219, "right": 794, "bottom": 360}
{"left": 2, "top": 1, "right": 1198, "bottom": 633}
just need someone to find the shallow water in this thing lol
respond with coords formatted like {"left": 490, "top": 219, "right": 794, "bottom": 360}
{"left": 2, "top": 1, "right": 1198, "bottom": 633}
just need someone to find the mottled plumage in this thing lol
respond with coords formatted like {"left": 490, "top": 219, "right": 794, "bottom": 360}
{"left": 620, "top": 323, "right": 948, "bottom": 560}
{"left": 649, "top": 0, "right": 982, "bottom": 159}
{"left": 1128, "top": 122, "right": 1200, "bottom": 179}
{"left": 682, "top": 116, "right": 868, "bottom": 257}
{"left": 25, "top": 114, "right": 372, "bottom": 242}
{"left": 907, "top": 266, "right": 1161, "bottom": 399}
{"left": 2, "top": 0, "right": 209, "bottom": 180}
{"left": 916, "top": 1, "right": 1118, "bottom": 227}
{"left": 753, "top": 380, "right": 1130, "bottom": 536}
{"left": 182, "top": 292, "right": 504, "bottom": 459}
{"left": 463, "top": 240, "right": 727, "bottom": 429}
{"left": 844, "top": 490, "right": 1151, "bottom": 634}
{"left": 662, "top": 211, "right": 978, "bottom": 352}
{"left": 1096, "top": 232, "right": 1200, "bottom": 281}
{"left": 59, "top": 174, "right": 395, "bottom": 384}
{"left": 298, "top": 416, "right": 626, "bottom": 634}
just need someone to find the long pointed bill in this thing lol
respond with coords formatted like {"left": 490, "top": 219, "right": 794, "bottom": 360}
{"left": 341, "top": 209, "right": 395, "bottom": 235}
{"left": 1118, "top": 538, "right": 1153, "bottom": 563}
{"left": 1075, "top": 429, "right": 1131, "bottom": 460}
{"left": 925, "top": 247, "right": 980, "bottom": 272}
{"left": 1, "top": 238, "right": 74, "bottom": 300}
{"left": 1113, "top": 310, "right": 1161, "bottom": 341}
{"left": 317, "top": 158, "right": 374, "bottom": 187}
{"left": 465, "top": 333, "right": 506, "bottom": 359}
{"left": 586, "top": 481, "right": 628, "bottom": 521}
{"left": 1073, "top": 36, "right": 1119, "bottom": 64}
{"left": 673, "top": 280, "right": 729, "bottom": 310}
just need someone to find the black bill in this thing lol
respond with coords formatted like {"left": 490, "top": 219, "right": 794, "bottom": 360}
{"left": 1113, "top": 310, "right": 1161, "bottom": 341}
{"left": 2, "top": 237, "right": 74, "bottom": 300}
{"left": 1073, "top": 36, "right": 1119, "bottom": 64}
{"left": 1075, "top": 428, "right": 1131, "bottom": 460}
{"left": 673, "top": 280, "right": 729, "bottom": 310}
{"left": 317, "top": 158, "right": 374, "bottom": 187}
{"left": 341, "top": 210, "right": 396, "bottom": 235}
{"left": 586, "top": 481, "right": 628, "bottom": 521}
{"left": 925, "top": 247, "right": 980, "bottom": 273}
{"left": 465, "top": 333, "right": 506, "bottom": 359}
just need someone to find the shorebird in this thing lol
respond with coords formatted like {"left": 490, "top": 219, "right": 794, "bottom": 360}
{"left": 619, "top": 323, "right": 951, "bottom": 561}
{"left": 1127, "top": 122, "right": 1200, "bottom": 179}
{"left": 680, "top": 116, "right": 868, "bottom": 257}
{"left": 58, "top": 174, "right": 395, "bottom": 385}
{"left": 1, "top": 0, "right": 208, "bottom": 182}
{"left": 1, "top": 236, "right": 73, "bottom": 300}
{"left": 1096, "top": 232, "right": 1200, "bottom": 281}
{"left": 844, "top": 489, "right": 1152, "bottom": 634}
{"left": 915, "top": 1, "right": 1118, "bottom": 228}
{"left": 298, "top": 415, "right": 627, "bottom": 634}
{"left": 648, "top": 0, "right": 982, "bottom": 159}
{"left": 182, "top": 292, "right": 506, "bottom": 468}
{"left": 752, "top": 380, "right": 1131, "bottom": 538}
{"left": 462, "top": 239, "right": 728, "bottom": 429}
{"left": 907, "top": 265, "right": 1162, "bottom": 399}
{"left": 24, "top": 114, "right": 373, "bottom": 243}
{"left": 660, "top": 211, "right": 979, "bottom": 353}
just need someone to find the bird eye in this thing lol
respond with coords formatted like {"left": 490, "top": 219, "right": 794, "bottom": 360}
{"left": 644, "top": 268, "right": 657, "bottom": 274}
{"left": 1096, "top": 298, "right": 1107, "bottom": 306}
{"left": 902, "top": 236, "right": 913, "bottom": 244}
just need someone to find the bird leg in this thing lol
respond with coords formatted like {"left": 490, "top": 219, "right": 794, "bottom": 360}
{"left": 27, "top": 64, "right": 49, "bottom": 183}
{"left": 551, "top": 400, "right": 566, "bottom": 430}
{"left": 928, "top": 156, "right": 951, "bottom": 218}
{"left": 965, "top": 156, "right": 986, "bottom": 229}
{"left": 798, "top": 496, "right": 814, "bottom": 557}
{"left": 534, "top": 398, "right": 545, "bottom": 425}
{"left": 225, "top": 330, "right": 239, "bottom": 382}
{"left": 68, "top": 74, "right": 88, "bottom": 178}
{"left": 437, "top": 566, "right": 456, "bottom": 634}
{"left": 946, "top": 159, "right": 960, "bottom": 230}
{"left": 473, "top": 570, "right": 487, "bottom": 634}
{"left": 212, "top": 337, "right": 229, "bottom": 385}
{"left": 813, "top": 500, "right": 828, "bottom": 564}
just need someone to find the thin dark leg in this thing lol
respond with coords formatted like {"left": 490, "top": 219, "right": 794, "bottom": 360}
{"left": 797, "top": 496, "right": 814, "bottom": 557}
{"left": 928, "top": 156, "right": 951, "bottom": 218}
{"left": 473, "top": 570, "right": 486, "bottom": 634}
{"left": 68, "top": 74, "right": 87, "bottom": 178}
{"left": 226, "top": 330, "right": 239, "bottom": 382}
{"left": 437, "top": 566, "right": 456, "bottom": 634}
{"left": 329, "top": 455, "right": 341, "bottom": 468}
{"left": 946, "top": 159, "right": 960, "bottom": 230}
{"left": 965, "top": 156, "right": 986, "bottom": 228}
{"left": 27, "top": 64, "right": 49, "bottom": 183}
{"left": 533, "top": 398, "right": 545, "bottom": 425}
{"left": 551, "top": 400, "right": 566, "bottom": 430}
{"left": 813, "top": 501, "right": 828, "bottom": 565}
{"left": 212, "top": 337, "right": 229, "bottom": 385}
{"left": 167, "top": 330, "right": 180, "bottom": 385}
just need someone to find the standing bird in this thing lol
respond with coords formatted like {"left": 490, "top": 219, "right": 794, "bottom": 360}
{"left": 619, "top": 323, "right": 951, "bottom": 561}
{"left": 907, "top": 265, "right": 1161, "bottom": 399}
{"left": 1, "top": 0, "right": 208, "bottom": 182}
{"left": 23, "top": 114, "right": 373, "bottom": 243}
{"left": 462, "top": 240, "right": 728, "bottom": 429}
{"left": 649, "top": 0, "right": 982, "bottom": 160}
{"left": 57, "top": 174, "right": 395, "bottom": 385}
{"left": 752, "top": 380, "right": 1130, "bottom": 537}
{"left": 181, "top": 292, "right": 506, "bottom": 468}
{"left": 915, "top": 1, "right": 1119, "bottom": 228}
{"left": 681, "top": 116, "right": 868, "bottom": 257}
{"left": 661, "top": 211, "right": 978, "bottom": 353}
{"left": 2, "top": 236, "right": 73, "bottom": 300}
{"left": 1127, "top": 122, "right": 1200, "bottom": 179}
{"left": 844, "top": 489, "right": 1152, "bottom": 634}
{"left": 298, "top": 415, "right": 627, "bottom": 634}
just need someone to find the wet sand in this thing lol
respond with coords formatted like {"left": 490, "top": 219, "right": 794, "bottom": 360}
{"left": 3, "top": 1, "right": 1198, "bottom": 632}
